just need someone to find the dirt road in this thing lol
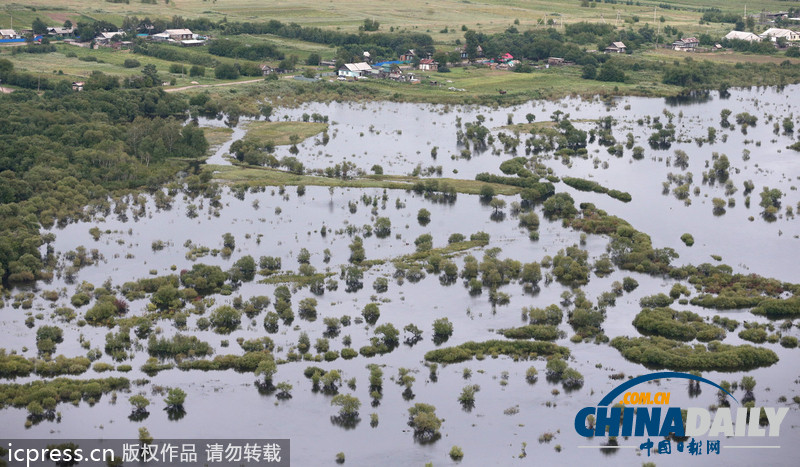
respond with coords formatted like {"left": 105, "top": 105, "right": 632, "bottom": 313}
{"left": 165, "top": 78, "right": 263, "bottom": 92}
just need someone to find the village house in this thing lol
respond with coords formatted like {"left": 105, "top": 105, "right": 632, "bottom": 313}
{"left": 0, "top": 29, "right": 18, "bottom": 40}
{"left": 672, "top": 37, "right": 699, "bottom": 51}
{"left": 456, "top": 44, "right": 484, "bottom": 60}
{"left": 94, "top": 31, "right": 124, "bottom": 46}
{"left": 180, "top": 39, "right": 205, "bottom": 47}
{"left": 759, "top": 28, "right": 800, "bottom": 42}
{"left": 47, "top": 27, "right": 75, "bottom": 37}
{"left": 71, "top": 82, "right": 85, "bottom": 91}
{"left": 547, "top": 57, "right": 566, "bottom": 66}
{"left": 418, "top": 58, "right": 438, "bottom": 72}
{"left": 399, "top": 50, "right": 416, "bottom": 62}
{"left": 604, "top": 41, "right": 627, "bottom": 53}
{"left": 724, "top": 31, "right": 761, "bottom": 42}
{"left": 149, "top": 32, "right": 172, "bottom": 42}
{"left": 260, "top": 64, "right": 274, "bottom": 76}
{"left": 164, "top": 28, "right": 193, "bottom": 41}
{"left": 337, "top": 62, "right": 373, "bottom": 79}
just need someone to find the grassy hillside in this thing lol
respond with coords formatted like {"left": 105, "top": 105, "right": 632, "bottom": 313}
{"left": 6, "top": 0, "right": 793, "bottom": 41}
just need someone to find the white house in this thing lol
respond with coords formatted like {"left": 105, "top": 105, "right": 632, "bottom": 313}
{"left": 604, "top": 41, "right": 627, "bottom": 53}
{"left": 150, "top": 32, "right": 172, "bottom": 42}
{"left": 418, "top": 58, "right": 438, "bottom": 71}
{"left": 337, "top": 62, "right": 372, "bottom": 79}
{"left": 96, "top": 31, "right": 123, "bottom": 43}
{"left": 672, "top": 37, "right": 699, "bottom": 51}
{"left": 724, "top": 31, "right": 761, "bottom": 42}
{"left": 0, "top": 29, "right": 18, "bottom": 39}
{"left": 164, "top": 29, "right": 193, "bottom": 41}
{"left": 759, "top": 28, "right": 800, "bottom": 42}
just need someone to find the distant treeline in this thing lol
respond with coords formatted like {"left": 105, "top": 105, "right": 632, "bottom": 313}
{"left": 701, "top": 9, "right": 742, "bottom": 24}
{"left": 176, "top": 17, "right": 435, "bottom": 55}
{"left": 207, "top": 39, "right": 285, "bottom": 61}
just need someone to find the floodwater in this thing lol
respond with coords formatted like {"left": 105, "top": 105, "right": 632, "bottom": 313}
{"left": 1, "top": 85, "right": 800, "bottom": 466}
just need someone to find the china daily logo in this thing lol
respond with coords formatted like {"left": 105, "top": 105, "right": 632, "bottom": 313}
{"left": 574, "top": 372, "right": 789, "bottom": 456}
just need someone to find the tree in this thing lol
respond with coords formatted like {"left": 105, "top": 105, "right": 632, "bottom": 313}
{"left": 432, "top": 318, "right": 453, "bottom": 340}
{"left": 215, "top": 63, "right": 240, "bottom": 80}
{"left": 596, "top": 61, "right": 625, "bottom": 82}
{"left": 712, "top": 197, "right": 726, "bottom": 215}
{"left": 298, "top": 297, "right": 318, "bottom": 320}
{"left": 489, "top": 197, "right": 506, "bottom": 213}
{"left": 129, "top": 395, "right": 150, "bottom": 416}
{"left": 348, "top": 236, "right": 365, "bottom": 263}
{"left": 229, "top": 255, "right": 256, "bottom": 283}
{"left": 414, "top": 233, "right": 433, "bottom": 252}
{"left": 464, "top": 30, "right": 479, "bottom": 61}
{"left": 141, "top": 64, "right": 160, "bottom": 87}
{"left": 331, "top": 394, "right": 361, "bottom": 420}
{"left": 276, "top": 381, "right": 292, "bottom": 399}
{"left": 150, "top": 284, "right": 182, "bottom": 311}
{"left": 479, "top": 184, "right": 495, "bottom": 200}
{"left": 306, "top": 53, "right": 321, "bottom": 66}
{"left": 458, "top": 384, "right": 480, "bottom": 407}
{"left": 673, "top": 150, "right": 689, "bottom": 170}
{"left": 374, "top": 217, "right": 391, "bottom": 237}
{"left": 139, "top": 427, "right": 153, "bottom": 445}
{"left": 417, "top": 208, "right": 431, "bottom": 224}
{"left": 521, "top": 262, "right": 542, "bottom": 287}
{"left": 209, "top": 305, "right": 242, "bottom": 334}
{"left": 362, "top": 18, "right": 380, "bottom": 31}
{"left": 408, "top": 403, "right": 442, "bottom": 440}
{"left": 321, "top": 369, "right": 342, "bottom": 393}
{"left": 374, "top": 323, "right": 399, "bottom": 347}
{"left": 543, "top": 193, "right": 577, "bottom": 218}
{"left": 164, "top": 388, "right": 186, "bottom": 411}
{"left": 362, "top": 303, "right": 380, "bottom": 325}
{"left": 32, "top": 18, "right": 48, "bottom": 36}
{"left": 741, "top": 376, "right": 756, "bottom": 403}
{"left": 255, "top": 356, "right": 278, "bottom": 387}
{"left": 404, "top": 324, "right": 423, "bottom": 345}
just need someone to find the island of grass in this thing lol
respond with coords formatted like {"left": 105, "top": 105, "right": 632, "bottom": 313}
{"left": 243, "top": 120, "right": 328, "bottom": 147}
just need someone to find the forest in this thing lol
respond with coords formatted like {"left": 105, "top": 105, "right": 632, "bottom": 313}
{"left": 0, "top": 61, "right": 208, "bottom": 283}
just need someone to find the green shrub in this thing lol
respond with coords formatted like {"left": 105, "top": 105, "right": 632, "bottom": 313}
{"left": 610, "top": 336, "right": 778, "bottom": 371}
{"left": 499, "top": 324, "right": 561, "bottom": 341}
{"left": 425, "top": 340, "right": 569, "bottom": 363}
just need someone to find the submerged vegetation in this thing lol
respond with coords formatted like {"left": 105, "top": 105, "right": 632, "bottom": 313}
{"left": 1, "top": 5, "right": 799, "bottom": 463}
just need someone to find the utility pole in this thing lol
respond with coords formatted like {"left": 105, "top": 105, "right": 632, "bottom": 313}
{"left": 654, "top": 6, "right": 659, "bottom": 50}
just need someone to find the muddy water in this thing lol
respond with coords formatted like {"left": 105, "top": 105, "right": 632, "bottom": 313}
{"left": 2, "top": 86, "right": 800, "bottom": 466}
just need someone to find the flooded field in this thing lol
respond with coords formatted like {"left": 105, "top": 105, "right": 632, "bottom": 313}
{"left": 2, "top": 85, "right": 800, "bottom": 466}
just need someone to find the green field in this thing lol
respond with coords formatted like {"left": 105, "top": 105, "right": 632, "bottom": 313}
{"left": 2, "top": 0, "right": 799, "bottom": 103}
{"left": 243, "top": 120, "right": 328, "bottom": 146}
{"left": 6, "top": 0, "right": 793, "bottom": 41}
{"left": 209, "top": 164, "right": 522, "bottom": 195}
